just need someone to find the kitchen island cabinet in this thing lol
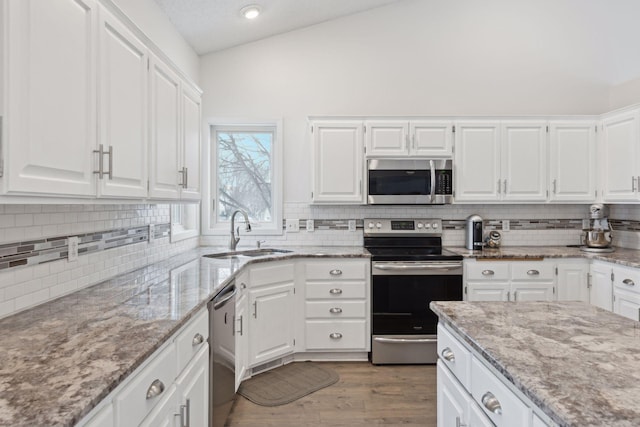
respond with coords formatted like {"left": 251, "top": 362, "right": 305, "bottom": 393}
{"left": 431, "top": 300, "right": 640, "bottom": 426}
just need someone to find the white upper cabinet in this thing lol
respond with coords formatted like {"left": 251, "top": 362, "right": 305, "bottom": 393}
{"left": 454, "top": 121, "right": 502, "bottom": 202}
{"left": 501, "top": 121, "right": 547, "bottom": 202}
{"left": 180, "top": 85, "right": 202, "bottom": 200}
{"left": 311, "top": 121, "right": 364, "bottom": 204}
{"left": 149, "top": 55, "right": 181, "bottom": 200}
{"left": 97, "top": 7, "right": 148, "bottom": 198}
{"left": 365, "top": 120, "right": 452, "bottom": 157}
{"left": 455, "top": 121, "right": 547, "bottom": 203}
{"left": 549, "top": 121, "right": 597, "bottom": 202}
{"left": 3, "top": 0, "right": 98, "bottom": 196}
{"left": 601, "top": 108, "right": 640, "bottom": 202}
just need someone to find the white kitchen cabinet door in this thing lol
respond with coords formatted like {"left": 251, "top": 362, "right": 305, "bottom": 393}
{"left": 511, "top": 283, "right": 555, "bottom": 302}
{"left": 138, "top": 384, "right": 177, "bottom": 427}
{"left": 365, "top": 121, "right": 409, "bottom": 157}
{"left": 97, "top": 7, "right": 148, "bottom": 198}
{"left": 549, "top": 121, "right": 597, "bottom": 202}
{"left": 4, "top": 0, "right": 97, "bottom": 196}
{"left": 501, "top": 121, "right": 548, "bottom": 202}
{"left": 613, "top": 290, "right": 640, "bottom": 322}
{"left": 556, "top": 262, "right": 590, "bottom": 303}
{"left": 311, "top": 121, "right": 364, "bottom": 204}
{"left": 454, "top": 122, "right": 501, "bottom": 202}
{"left": 235, "top": 280, "right": 249, "bottom": 391}
{"left": 248, "top": 282, "right": 295, "bottom": 366}
{"left": 437, "top": 361, "right": 470, "bottom": 427}
{"left": 410, "top": 121, "right": 453, "bottom": 157}
{"left": 180, "top": 85, "right": 202, "bottom": 200}
{"left": 466, "top": 283, "right": 510, "bottom": 302}
{"left": 590, "top": 261, "right": 613, "bottom": 312}
{"left": 149, "top": 55, "right": 182, "bottom": 200}
{"left": 601, "top": 109, "right": 640, "bottom": 202}
{"left": 175, "top": 346, "right": 209, "bottom": 427}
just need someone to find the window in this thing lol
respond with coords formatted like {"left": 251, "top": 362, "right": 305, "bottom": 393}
{"left": 171, "top": 204, "right": 199, "bottom": 242}
{"left": 204, "top": 120, "right": 282, "bottom": 235}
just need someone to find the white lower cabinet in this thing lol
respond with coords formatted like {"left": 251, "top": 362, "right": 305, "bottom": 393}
{"left": 590, "top": 261, "right": 613, "bottom": 311}
{"left": 556, "top": 260, "right": 590, "bottom": 303}
{"left": 173, "top": 346, "right": 209, "bottom": 427}
{"left": 438, "top": 323, "right": 553, "bottom": 427}
{"left": 612, "top": 264, "right": 640, "bottom": 321}
{"left": 235, "top": 272, "right": 249, "bottom": 391}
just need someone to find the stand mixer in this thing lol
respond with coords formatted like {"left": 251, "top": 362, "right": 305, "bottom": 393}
{"left": 580, "top": 204, "right": 614, "bottom": 253}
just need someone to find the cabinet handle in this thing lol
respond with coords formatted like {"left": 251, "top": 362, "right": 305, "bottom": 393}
{"left": 253, "top": 301, "right": 258, "bottom": 318}
{"left": 329, "top": 307, "right": 343, "bottom": 314}
{"left": 441, "top": 347, "right": 455, "bottom": 362}
{"left": 553, "top": 179, "right": 557, "bottom": 194}
{"left": 329, "top": 332, "right": 343, "bottom": 339}
{"left": 633, "top": 176, "right": 637, "bottom": 192}
{"left": 527, "top": 270, "right": 540, "bottom": 275}
{"left": 482, "top": 269, "right": 495, "bottom": 276}
{"left": 178, "top": 398, "right": 191, "bottom": 427}
{"left": 329, "top": 288, "right": 343, "bottom": 295}
{"left": 513, "top": 290, "right": 518, "bottom": 301}
{"left": 507, "top": 291, "right": 510, "bottom": 301}
{"left": 146, "top": 379, "right": 165, "bottom": 399}
{"left": 481, "top": 391, "right": 503, "bottom": 415}
{"left": 237, "top": 315, "right": 244, "bottom": 336}
{"left": 503, "top": 179, "right": 507, "bottom": 194}
{"left": 106, "top": 145, "right": 113, "bottom": 180}
{"left": 183, "top": 167, "right": 188, "bottom": 189}
{"left": 329, "top": 269, "right": 343, "bottom": 276}
{"left": 497, "top": 179, "right": 501, "bottom": 194}
{"left": 623, "top": 279, "right": 635, "bottom": 286}
{"left": 455, "top": 416, "right": 468, "bottom": 427}
{"left": 192, "top": 333, "right": 204, "bottom": 346}
{"left": 93, "top": 144, "right": 104, "bottom": 178}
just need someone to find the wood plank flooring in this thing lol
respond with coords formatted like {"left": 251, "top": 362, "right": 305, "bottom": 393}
{"left": 226, "top": 362, "right": 437, "bottom": 427}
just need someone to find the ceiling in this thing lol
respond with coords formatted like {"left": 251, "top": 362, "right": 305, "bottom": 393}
{"left": 153, "top": 0, "right": 406, "bottom": 55}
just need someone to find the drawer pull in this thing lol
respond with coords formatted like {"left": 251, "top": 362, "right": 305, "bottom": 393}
{"left": 441, "top": 347, "right": 455, "bottom": 362}
{"left": 329, "top": 307, "right": 343, "bottom": 314}
{"left": 482, "top": 270, "right": 494, "bottom": 276}
{"left": 481, "top": 391, "right": 502, "bottom": 415}
{"left": 329, "top": 288, "right": 343, "bottom": 295}
{"left": 527, "top": 269, "right": 540, "bottom": 276}
{"left": 455, "top": 416, "right": 467, "bottom": 427}
{"left": 329, "top": 332, "right": 343, "bottom": 339}
{"left": 192, "top": 333, "right": 204, "bottom": 346}
{"left": 623, "top": 279, "right": 635, "bottom": 286}
{"left": 329, "top": 269, "right": 343, "bottom": 276}
{"left": 146, "top": 379, "right": 165, "bottom": 400}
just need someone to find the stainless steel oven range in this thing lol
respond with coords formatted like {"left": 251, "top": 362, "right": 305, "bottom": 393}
{"left": 364, "top": 218, "right": 463, "bottom": 364}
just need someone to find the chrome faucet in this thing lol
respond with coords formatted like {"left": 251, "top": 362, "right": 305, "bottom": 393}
{"left": 230, "top": 210, "right": 251, "bottom": 250}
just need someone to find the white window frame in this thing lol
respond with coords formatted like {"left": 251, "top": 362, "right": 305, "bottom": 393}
{"left": 202, "top": 118, "right": 283, "bottom": 236}
{"left": 171, "top": 203, "right": 200, "bottom": 242}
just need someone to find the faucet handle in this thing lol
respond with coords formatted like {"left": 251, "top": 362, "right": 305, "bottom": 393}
{"left": 257, "top": 240, "right": 266, "bottom": 249}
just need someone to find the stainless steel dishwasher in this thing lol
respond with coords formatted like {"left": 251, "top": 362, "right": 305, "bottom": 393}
{"left": 208, "top": 280, "right": 237, "bottom": 427}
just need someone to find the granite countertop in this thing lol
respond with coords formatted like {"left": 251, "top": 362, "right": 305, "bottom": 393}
{"left": 431, "top": 300, "right": 640, "bottom": 427}
{"left": 448, "top": 245, "right": 640, "bottom": 268}
{"left": 0, "top": 246, "right": 369, "bottom": 427}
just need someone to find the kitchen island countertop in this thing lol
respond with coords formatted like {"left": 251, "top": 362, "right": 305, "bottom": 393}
{"left": 431, "top": 300, "right": 640, "bottom": 427}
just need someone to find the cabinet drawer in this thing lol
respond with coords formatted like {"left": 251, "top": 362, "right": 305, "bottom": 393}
{"left": 466, "top": 262, "right": 509, "bottom": 281}
{"left": 115, "top": 342, "right": 177, "bottom": 427}
{"left": 470, "top": 357, "right": 529, "bottom": 426}
{"left": 305, "top": 260, "right": 367, "bottom": 280}
{"left": 511, "top": 262, "right": 554, "bottom": 281}
{"left": 437, "top": 324, "right": 471, "bottom": 390}
{"left": 305, "top": 300, "right": 366, "bottom": 319}
{"left": 613, "top": 265, "right": 640, "bottom": 295}
{"left": 305, "top": 320, "right": 368, "bottom": 350}
{"left": 250, "top": 262, "right": 295, "bottom": 286}
{"left": 306, "top": 282, "right": 366, "bottom": 299}
{"left": 175, "top": 308, "right": 209, "bottom": 374}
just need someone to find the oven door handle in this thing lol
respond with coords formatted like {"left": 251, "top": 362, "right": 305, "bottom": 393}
{"left": 429, "top": 159, "right": 436, "bottom": 203}
{"left": 372, "top": 262, "right": 462, "bottom": 271}
{"left": 374, "top": 337, "right": 438, "bottom": 344}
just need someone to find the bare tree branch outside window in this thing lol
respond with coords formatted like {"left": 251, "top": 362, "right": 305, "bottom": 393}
{"left": 216, "top": 131, "right": 272, "bottom": 223}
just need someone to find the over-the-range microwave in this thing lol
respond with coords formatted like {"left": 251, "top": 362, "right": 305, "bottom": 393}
{"left": 367, "top": 159, "right": 453, "bottom": 205}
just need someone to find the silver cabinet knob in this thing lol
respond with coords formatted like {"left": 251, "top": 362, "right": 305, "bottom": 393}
{"left": 623, "top": 278, "right": 635, "bottom": 286}
{"left": 481, "top": 391, "right": 502, "bottom": 415}
{"left": 329, "top": 269, "right": 342, "bottom": 276}
{"left": 441, "top": 347, "right": 455, "bottom": 362}
{"left": 329, "top": 332, "right": 343, "bottom": 339}
{"left": 527, "top": 269, "right": 540, "bottom": 275}
{"left": 329, "top": 307, "right": 343, "bottom": 314}
{"left": 146, "top": 379, "right": 165, "bottom": 399}
{"left": 482, "top": 270, "right": 495, "bottom": 276}
{"left": 329, "top": 288, "right": 343, "bottom": 295}
{"left": 192, "top": 333, "right": 204, "bottom": 346}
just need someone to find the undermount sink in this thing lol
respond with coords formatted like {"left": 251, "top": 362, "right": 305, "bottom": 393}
{"left": 204, "top": 248, "right": 292, "bottom": 260}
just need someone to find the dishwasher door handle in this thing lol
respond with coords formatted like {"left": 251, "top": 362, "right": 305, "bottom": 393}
{"left": 373, "top": 337, "right": 438, "bottom": 344}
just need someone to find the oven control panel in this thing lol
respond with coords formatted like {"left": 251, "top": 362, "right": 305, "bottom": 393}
{"left": 364, "top": 218, "right": 442, "bottom": 236}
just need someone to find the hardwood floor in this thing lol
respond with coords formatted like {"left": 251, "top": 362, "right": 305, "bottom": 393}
{"left": 226, "top": 362, "right": 437, "bottom": 427}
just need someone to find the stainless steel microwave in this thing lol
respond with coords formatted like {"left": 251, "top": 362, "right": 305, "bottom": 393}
{"left": 367, "top": 159, "right": 453, "bottom": 205}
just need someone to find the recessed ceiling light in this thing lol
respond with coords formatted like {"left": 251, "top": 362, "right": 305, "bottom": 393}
{"left": 241, "top": 5, "right": 261, "bottom": 20}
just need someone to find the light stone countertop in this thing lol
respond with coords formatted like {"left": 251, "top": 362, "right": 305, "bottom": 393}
{"left": 430, "top": 301, "right": 640, "bottom": 427}
{"left": 0, "top": 246, "right": 369, "bottom": 427}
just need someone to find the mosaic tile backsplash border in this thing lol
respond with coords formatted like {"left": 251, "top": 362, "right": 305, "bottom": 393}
{"left": 0, "top": 223, "right": 170, "bottom": 271}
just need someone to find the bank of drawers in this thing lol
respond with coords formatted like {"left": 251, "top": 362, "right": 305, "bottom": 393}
{"left": 304, "top": 259, "right": 369, "bottom": 351}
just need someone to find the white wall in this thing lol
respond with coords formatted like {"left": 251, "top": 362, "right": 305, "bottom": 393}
{"left": 111, "top": 0, "right": 200, "bottom": 83}
{"left": 199, "top": 0, "right": 640, "bottom": 203}
{"left": 609, "top": 77, "right": 640, "bottom": 111}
